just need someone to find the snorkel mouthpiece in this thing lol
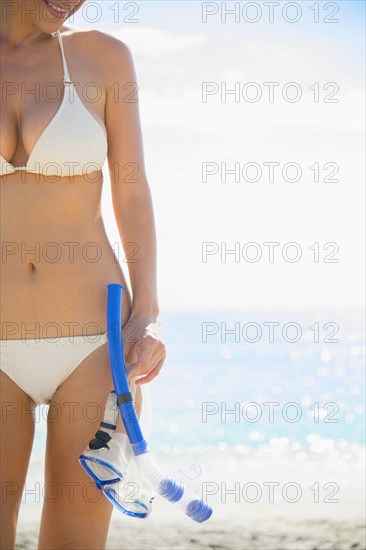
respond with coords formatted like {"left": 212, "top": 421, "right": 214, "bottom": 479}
{"left": 89, "top": 430, "right": 112, "bottom": 450}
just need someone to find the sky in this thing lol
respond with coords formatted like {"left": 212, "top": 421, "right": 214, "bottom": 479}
{"left": 71, "top": 1, "right": 364, "bottom": 311}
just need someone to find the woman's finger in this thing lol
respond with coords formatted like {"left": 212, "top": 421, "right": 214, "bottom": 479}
{"left": 135, "top": 357, "right": 165, "bottom": 385}
{"left": 128, "top": 347, "right": 165, "bottom": 381}
{"left": 130, "top": 335, "right": 165, "bottom": 374}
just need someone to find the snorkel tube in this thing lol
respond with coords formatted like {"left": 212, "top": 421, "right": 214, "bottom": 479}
{"left": 107, "top": 283, "right": 212, "bottom": 523}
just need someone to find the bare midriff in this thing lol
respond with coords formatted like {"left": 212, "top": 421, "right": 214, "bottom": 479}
{"left": 0, "top": 170, "right": 132, "bottom": 340}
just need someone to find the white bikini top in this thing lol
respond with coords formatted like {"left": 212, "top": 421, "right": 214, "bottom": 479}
{"left": 0, "top": 31, "right": 108, "bottom": 178}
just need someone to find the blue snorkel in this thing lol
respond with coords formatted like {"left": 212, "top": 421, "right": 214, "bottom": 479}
{"left": 107, "top": 284, "right": 149, "bottom": 456}
{"left": 80, "top": 284, "right": 212, "bottom": 522}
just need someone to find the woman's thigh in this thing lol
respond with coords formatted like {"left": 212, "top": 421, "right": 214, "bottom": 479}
{"left": 38, "top": 340, "right": 142, "bottom": 550}
{"left": 0, "top": 372, "right": 36, "bottom": 549}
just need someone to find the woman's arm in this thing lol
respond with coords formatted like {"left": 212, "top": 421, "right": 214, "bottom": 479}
{"left": 101, "top": 32, "right": 165, "bottom": 384}
{"left": 105, "top": 36, "right": 158, "bottom": 319}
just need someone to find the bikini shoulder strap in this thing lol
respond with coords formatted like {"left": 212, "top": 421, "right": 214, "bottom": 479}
{"left": 57, "top": 30, "right": 71, "bottom": 84}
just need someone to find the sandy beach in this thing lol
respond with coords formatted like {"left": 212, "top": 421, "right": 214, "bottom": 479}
{"left": 14, "top": 446, "right": 366, "bottom": 550}
{"left": 107, "top": 518, "right": 366, "bottom": 550}
{"left": 15, "top": 516, "right": 366, "bottom": 550}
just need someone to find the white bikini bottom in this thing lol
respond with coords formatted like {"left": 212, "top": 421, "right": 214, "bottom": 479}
{"left": 0, "top": 333, "right": 109, "bottom": 406}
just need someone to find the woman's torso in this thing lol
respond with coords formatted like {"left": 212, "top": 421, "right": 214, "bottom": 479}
{"left": 0, "top": 29, "right": 131, "bottom": 340}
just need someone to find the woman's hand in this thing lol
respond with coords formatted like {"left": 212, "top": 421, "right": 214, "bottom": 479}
{"left": 122, "top": 315, "right": 166, "bottom": 385}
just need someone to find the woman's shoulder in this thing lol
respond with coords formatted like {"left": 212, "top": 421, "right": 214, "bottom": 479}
{"left": 59, "top": 26, "right": 134, "bottom": 83}
{"left": 60, "top": 26, "right": 132, "bottom": 63}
